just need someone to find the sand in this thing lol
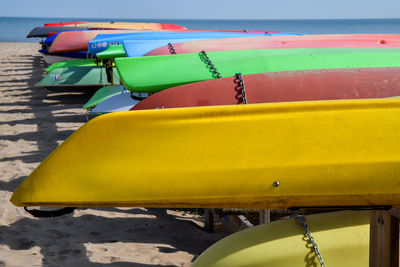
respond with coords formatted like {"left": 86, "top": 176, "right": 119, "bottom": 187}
{"left": 0, "top": 42, "right": 228, "bottom": 266}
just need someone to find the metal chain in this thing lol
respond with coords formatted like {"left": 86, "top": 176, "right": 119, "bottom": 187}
{"left": 234, "top": 73, "right": 248, "bottom": 104}
{"left": 199, "top": 50, "right": 223, "bottom": 79}
{"left": 291, "top": 213, "right": 326, "bottom": 267}
{"left": 99, "top": 65, "right": 103, "bottom": 85}
{"left": 167, "top": 42, "right": 177, "bottom": 55}
{"left": 105, "top": 59, "right": 114, "bottom": 84}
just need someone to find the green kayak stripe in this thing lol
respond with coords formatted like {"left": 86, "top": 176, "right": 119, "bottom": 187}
{"left": 115, "top": 48, "right": 400, "bottom": 93}
{"left": 96, "top": 45, "right": 127, "bottom": 59}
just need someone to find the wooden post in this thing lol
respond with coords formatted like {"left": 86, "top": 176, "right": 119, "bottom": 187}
{"left": 259, "top": 209, "right": 271, "bottom": 224}
{"left": 204, "top": 208, "right": 214, "bottom": 233}
{"left": 370, "top": 210, "right": 399, "bottom": 267}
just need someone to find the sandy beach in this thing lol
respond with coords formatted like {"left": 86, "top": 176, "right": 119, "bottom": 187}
{"left": 0, "top": 42, "right": 228, "bottom": 266}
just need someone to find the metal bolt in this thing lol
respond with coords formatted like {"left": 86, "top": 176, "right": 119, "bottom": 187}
{"left": 273, "top": 181, "right": 280, "bottom": 187}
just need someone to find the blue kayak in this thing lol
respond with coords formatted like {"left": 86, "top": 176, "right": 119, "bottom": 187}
{"left": 39, "top": 49, "right": 87, "bottom": 59}
{"left": 43, "top": 34, "right": 58, "bottom": 46}
{"left": 122, "top": 39, "right": 214, "bottom": 57}
{"left": 88, "top": 31, "right": 305, "bottom": 56}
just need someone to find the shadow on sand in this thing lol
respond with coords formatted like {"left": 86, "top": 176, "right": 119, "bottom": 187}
{"left": 1, "top": 52, "right": 223, "bottom": 266}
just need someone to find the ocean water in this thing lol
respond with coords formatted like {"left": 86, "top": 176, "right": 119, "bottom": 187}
{"left": 1, "top": 16, "right": 400, "bottom": 42}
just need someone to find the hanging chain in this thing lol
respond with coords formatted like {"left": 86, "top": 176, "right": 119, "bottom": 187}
{"left": 234, "top": 73, "right": 248, "bottom": 104}
{"left": 291, "top": 213, "right": 326, "bottom": 267}
{"left": 105, "top": 59, "right": 114, "bottom": 84}
{"left": 199, "top": 50, "right": 223, "bottom": 79}
{"left": 167, "top": 42, "right": 177, "bottom": 55}
{"left": 99, "top": 63, "right": 104, "bottom": 85}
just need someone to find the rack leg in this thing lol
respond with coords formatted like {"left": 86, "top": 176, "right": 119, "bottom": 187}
{"left": 259, "top": 209, "right": 271, "bottom": 224}
{"left": 370, "top": 210, "right": 399, "bottom": 267}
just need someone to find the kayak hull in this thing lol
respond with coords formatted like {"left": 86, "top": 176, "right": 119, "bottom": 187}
{"left": 83, "top": 85, "right": 125, "bottom": 109}
{"left": 88, "top": 31, "right": 303, "bottom": 56}
{"left": 193, "top": 211, "right": 370, "bottom": 267}
{"left": 45, "top": 58, "right": 98, "bottom": 73}
{"left": 96, "top": 45, "right": 127, "bottom": 59}
{"left": 37, "top": 66, "right": 120, "bottom": 88}
{"left": 49, "top": 30, "right": 150, "bottom": 53}
{"left": 146, "top": 34, "right": 400, "bottom": 56}
{"left": 89, "top": 90, "right": 143, "bottom": 115}
{"left": 10, "top": 98, "right": 400, "bottom": 208}
{"left": 132, "top": 68, "right": 400, "bottom": 110}
{"left": 115, "top": 48, "right": 400, "bottom": 92}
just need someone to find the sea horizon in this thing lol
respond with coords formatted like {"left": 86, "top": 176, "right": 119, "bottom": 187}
{"left": 2, "top": 15, "right": 400, "bottom": 21}
{"left": 1, "top": 16, "right": 400, "bottom": 42}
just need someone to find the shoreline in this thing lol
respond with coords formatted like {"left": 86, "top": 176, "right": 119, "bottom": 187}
{"left": 0, "top": 42, "right": 227, "bottom": 266}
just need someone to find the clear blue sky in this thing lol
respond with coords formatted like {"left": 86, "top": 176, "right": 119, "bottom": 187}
{"left": 1, "top": 0, "right": 400, "bottom": 20}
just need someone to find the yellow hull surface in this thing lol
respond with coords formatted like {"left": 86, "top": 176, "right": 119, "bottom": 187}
{"left": 193, "top": 211, "right": 370, "bottom": 267}
{"left": 10, "top": 99, "right": 400, "bottom": 207}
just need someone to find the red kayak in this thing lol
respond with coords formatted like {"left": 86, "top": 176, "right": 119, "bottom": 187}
{"left": 146, "top": 34, "right": 400, "bottom": 56}
{"left": 131, "top": 68, "right": 400, "bottom": 110}
{"left": 44, "top": 21, "right": 89, "bottom": 27}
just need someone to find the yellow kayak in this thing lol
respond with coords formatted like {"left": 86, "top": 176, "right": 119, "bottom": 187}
{"left": 193, "top": 210, "right": 370, "bottom": 266}
{"left": 10, "top": 98, "right": 400, "bottom": 207}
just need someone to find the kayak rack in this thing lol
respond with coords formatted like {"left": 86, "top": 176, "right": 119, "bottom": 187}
{"left": 370, "top": 209, "right": 399, "bottom": 267}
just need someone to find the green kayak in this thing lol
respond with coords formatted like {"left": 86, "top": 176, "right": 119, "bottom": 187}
{"left": 37, "top": 66, "right": 120, "bottom": 88}
{"left": 45, "top": 58, "right": 99, "bottom": 73}
{"left": 96, "top": 45, "right": 127, "bottom": 59}
{"left": 115, "top": 48, "right": 400, "bottom": 93}
{"left": 82, "top": 85, "right": 124, "bottom": 109}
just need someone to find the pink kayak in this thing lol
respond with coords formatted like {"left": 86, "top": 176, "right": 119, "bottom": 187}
{"left": 145, "top": 34, "right": 400, "bottom": 56}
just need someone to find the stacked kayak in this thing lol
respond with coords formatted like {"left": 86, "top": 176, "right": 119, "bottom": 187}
{"left": 96, "top": 45, "right": 127, "bottom": 59}
{"left": 27, "top": 21, "right": 187, "bottom": 38}
{"left": 115, "top": 48, "right": 400, "bottom": 92}
{"left": 192, "top": 211, "right": 370, "bottom": 266}
{"left": 94, "top": 33, "right": 400, "bottom": 60}
{"left": 146, "top": 33, "right": 400, "bottom": 56}
{"left": 45, "top": 58, "right": 99, "bottom": 73}
{"left": 35, "top": 22, "right": 188, "bottom": 64}
{"left": 85, "top": 34, "right": 400, "bottom": 112}
{"left": 131, "top": 67, "right": 400, "bottom": 110}
{"left": 39, "top": 31, "right": 305, "bottom": 89}
{"left": 47, "top": 30, "right": 142, "bottom": 53}
{"left": 88, "top": 31, "right": 304, "bottom": 56}
{"left": 36, "top": 65, "right": 120, "bottom": 89}
{"left": 86, "top": 36, "right": 400, "bottom": 112}
{"left": 82, "top": 85, "right": 126, "bottom": 109}
{"left": 10, "top": 98, "right": 400, "bottom": 208}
